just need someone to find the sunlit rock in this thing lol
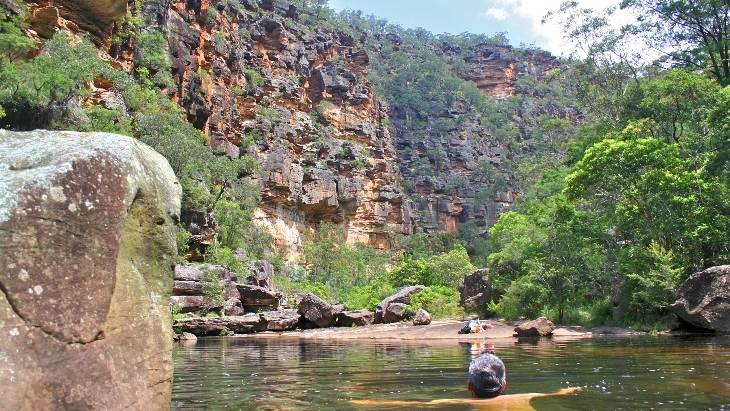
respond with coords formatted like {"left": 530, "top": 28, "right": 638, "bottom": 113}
{"left": 671, "top": 265, "right": 730, "bottom": 332}
{"left": 0, "top": 130, "right": 180, "bottom": 410}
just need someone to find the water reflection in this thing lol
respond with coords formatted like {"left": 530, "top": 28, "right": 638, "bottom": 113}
{"left": 172, "top": 335, "right": 730, "bottom": 410}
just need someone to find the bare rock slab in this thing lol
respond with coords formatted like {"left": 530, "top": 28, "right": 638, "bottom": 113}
{"left": 671, "top": 265, "right": 730, "bottom": 332}
{"left": 0, "top": 130, "right": 181, "bottom": 410}
{"left": 514, "top": 317, "right": 556, "bottom": 337}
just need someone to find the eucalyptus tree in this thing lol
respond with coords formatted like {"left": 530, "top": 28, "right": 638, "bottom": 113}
{"left": 621, "top": 0, "right": 730, "bottom": 84}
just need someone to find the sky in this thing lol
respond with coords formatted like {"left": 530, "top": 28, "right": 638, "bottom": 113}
{"left": 326, "top": 0, "right": 629, "bottom": 56}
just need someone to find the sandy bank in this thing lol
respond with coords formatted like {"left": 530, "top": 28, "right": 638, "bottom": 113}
{"left": 238, "top": 319, "right": 645, "bottom": 344}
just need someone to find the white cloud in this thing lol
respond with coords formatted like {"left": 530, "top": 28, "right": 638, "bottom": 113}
{"left": 481, "top": 7, "right": 509, "bottom": 20}
{"left": 494, "top": 0, "right": 632, "bottom": 55}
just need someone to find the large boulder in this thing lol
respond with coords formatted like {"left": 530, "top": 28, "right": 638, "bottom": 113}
{"left": 237, "top": 284, "right": 282, "bottom": 310}
{"left": 375, "top": 285, "right": 425, "bottom": 323}
{"left": 459, "top": 269, "right": 492, "bottom": 312}
{"left": 413, "top": 308, "right": 432, "bottom": 326}
{"left": 671, "top": 265, "right": 730, "bottom": 332}
{"left": 224, "top": 297, "right": 245, "bottom": 316}
{"left": 336, "top": 310, "right": 375, "bottom": 327}
{"left": 298, "top": 293, "right": 336, "bottom": 328}
{"left": 255, "top": 309, "right": 301, "bottom": 331}
{"left": 514, "top": 317, "right": 556, "bottom": 338}
{"left": 174, "top": 313, "right": 261, "bottom": 335}
{"left": 248, "top": 259, "right": 275, "bottom": 289}
{"left": 0, "top": 130, "right": 180, "bottom": 410}
{"left": 170, "top": 295, "right": 206, "bottom": 313}
{"left": 383, "top": 302, "right": 409, "bottom": 323}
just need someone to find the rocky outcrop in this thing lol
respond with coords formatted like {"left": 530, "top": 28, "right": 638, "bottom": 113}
{"left": 514, "top": 317, "right": 556, "bottom": 338}
{"left": 171, "top": 263, "right": 235, "bottom": 312}
{"left": 237, "top": 284, "right": 282, "bottom": 310}
{"left": 382, "top": 302, "right": 409, "bottom": 323}
{"left": 0, "top": 130, "right": 180, "bottom": 411}
{"left": 375, "top": 285, "right": 425, "bottom": 323}
{"left": 671, "top": 265, "right": 730, "bottom": 332}
{"left": 248, "top": 259, "right": 276, "bottom": 289}
{"left": 459, "top": 269, "right": 492, "bottom": 312}
{"left": 174, "top": 313, "right": 261, "bottom": 335}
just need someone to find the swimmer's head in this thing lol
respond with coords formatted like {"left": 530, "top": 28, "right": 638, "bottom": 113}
{"left": 468, "top": 353, "right": 506, "bottom": 398}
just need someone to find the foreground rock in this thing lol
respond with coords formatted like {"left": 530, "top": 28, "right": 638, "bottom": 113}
{"left": 514, "top": 317, "right": 556, "bottom": 337}
{"left": 0, "top": 130, "right": 180, "bottom": 410}
{"left": 671, "top": 265, "right": 730, "bottom": 332}
{"left": 375, "top": 285, "right": 425, "bottom": 323}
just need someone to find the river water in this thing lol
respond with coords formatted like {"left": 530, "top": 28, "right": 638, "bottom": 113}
{"left": 171, "top": 334, "right": 730, "bottom": 410}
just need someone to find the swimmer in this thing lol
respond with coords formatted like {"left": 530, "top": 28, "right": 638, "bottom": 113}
{"left": 350, "top": 351, "right": 580, "bottom": 410}
{"left": 349, "top": 387, "right": 581, "bottom": 410}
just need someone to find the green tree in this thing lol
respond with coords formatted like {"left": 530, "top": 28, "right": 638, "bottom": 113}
{"left": 621, "top": 0, "right": 730, "bottom": 84}
{"left": 0, "top": 3, "right": 34, "bottom": 62}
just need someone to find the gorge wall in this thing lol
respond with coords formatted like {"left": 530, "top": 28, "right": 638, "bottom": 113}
{"left": 19, "top": 0, "right": 571, "bottom": 258}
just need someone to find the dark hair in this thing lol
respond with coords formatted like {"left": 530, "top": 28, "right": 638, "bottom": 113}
{"left": 469, "top": 353, "right": 506, "bottom": 398}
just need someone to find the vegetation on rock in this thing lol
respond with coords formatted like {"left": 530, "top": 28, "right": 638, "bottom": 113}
{"left": 4, "top": 0, "right": 730, "bottom": 328}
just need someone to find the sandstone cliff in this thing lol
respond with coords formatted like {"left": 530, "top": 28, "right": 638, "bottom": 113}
{"left": 16, "top": 0, "right": 572, "bottom": 258}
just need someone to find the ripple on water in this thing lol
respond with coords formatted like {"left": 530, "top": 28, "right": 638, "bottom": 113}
{"left": 172, "top": 335, "right": 730, "bottom": 411}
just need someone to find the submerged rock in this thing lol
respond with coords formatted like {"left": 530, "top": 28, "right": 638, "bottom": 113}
{"left": 0, "top": 130, "right": 180, "bottom": 410}
{"left": 671, "top": 265, "right": 730, "bottom": 332}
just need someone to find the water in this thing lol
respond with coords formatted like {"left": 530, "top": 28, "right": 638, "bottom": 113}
{"left": 172, "top": 335, "right": 730, "bottom": 410}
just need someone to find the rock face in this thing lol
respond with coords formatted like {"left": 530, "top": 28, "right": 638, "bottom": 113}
{"left": 0, "top": 130, "right": 181, "bottom": 411}
{"left": 514, "top": 317, "right": 556, "bottom": 338}
{"left": 16, "top": 0, "right": 573, "bottom": 263}
{"left": 248, "top": 259, "right": 276, "bottom": 289}
{"left": 375, "top": 285, "right": 425, "bottom": 323}
{"left": 459, "top": 269, "right": 492, "bottom": 313}
{"left": 670, "top": 265, "right": 730, "bottom": 332}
